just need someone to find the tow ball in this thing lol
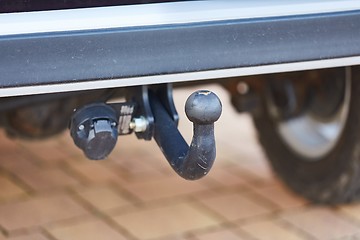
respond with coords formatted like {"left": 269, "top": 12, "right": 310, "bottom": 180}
{"left": 69, "top": 85, "right": 222, "bottom": 180}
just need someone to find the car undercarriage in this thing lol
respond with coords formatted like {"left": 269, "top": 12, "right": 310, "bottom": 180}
{"left": 1, "top": 0, "right": 360, "bottom": 204}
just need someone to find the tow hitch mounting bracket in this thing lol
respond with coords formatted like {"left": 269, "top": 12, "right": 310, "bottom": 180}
{"left": 70, "top": 84, "right": 222, "bottom": 180}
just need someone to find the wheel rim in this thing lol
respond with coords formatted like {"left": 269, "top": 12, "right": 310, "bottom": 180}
{"left": 276, "top": 68, "right": 351, "bottom": 160}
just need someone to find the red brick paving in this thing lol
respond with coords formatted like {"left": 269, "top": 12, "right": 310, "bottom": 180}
{"left": 0, "top": 86, "right": 357, "bottom": 240}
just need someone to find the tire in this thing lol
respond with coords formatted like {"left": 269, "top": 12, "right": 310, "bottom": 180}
{"left": 0, "top": 89, "right": 114, "bottom": 139}
{"left": 252, "top": 67, "right": 360, "bottom": 204}
{"left": 2, "top": 98, "right": 78, "bottom": 139}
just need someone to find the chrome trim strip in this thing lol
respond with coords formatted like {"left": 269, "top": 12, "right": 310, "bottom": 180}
{"left": 1, "top": 0, "right": 360, "bottom": 36}
{"left": 0, "top": 57, "right": 359, "bottom": 97}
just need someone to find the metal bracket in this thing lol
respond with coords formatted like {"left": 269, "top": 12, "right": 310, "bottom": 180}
{"left": 70, "top": 84, "right": 222, "bottom": 180}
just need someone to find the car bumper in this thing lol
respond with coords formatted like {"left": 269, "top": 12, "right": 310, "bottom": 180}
{"left": 1, "top": 0, "right": 360, "bottom": 97}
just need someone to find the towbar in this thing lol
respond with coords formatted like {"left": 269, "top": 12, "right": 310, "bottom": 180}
{"left": 150, "top": 89, "right": 222, "bottom": 180}
{"left": 70, "top": 84, "right": 222, "bottom": 180}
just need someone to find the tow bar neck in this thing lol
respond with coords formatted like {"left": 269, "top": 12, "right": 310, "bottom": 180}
{"left": 69, "top": 84, "right": 222, "bottom": 180}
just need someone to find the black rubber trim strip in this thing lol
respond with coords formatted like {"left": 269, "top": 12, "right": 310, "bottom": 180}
{"left": 0, "top": 10, "right": 360, "bottom": 88}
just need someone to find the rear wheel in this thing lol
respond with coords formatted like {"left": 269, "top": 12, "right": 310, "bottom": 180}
{"left": 253, "top": 67, "right": 360, "bottom": 204}
{"left": 0, "top": 90, "right": 114, "bottom": 139}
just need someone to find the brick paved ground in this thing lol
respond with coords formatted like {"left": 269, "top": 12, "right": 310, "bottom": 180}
{"left": 0, "top": 85, "right": 359, "bottom": 240}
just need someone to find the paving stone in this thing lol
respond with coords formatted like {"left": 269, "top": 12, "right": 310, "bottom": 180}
{"left": 65, "top": 160, "right": 121, "bottom": 183}
{"left": 113, "top": 202, "right": 220, "bottom": 240}
{"left": 8, "top": 233, "right": 49, "bottom": 240}
{"left": 0, "top": 195, "right": 88, "bottom": 231}
{"left": 237, "top": 161, "right": 274, "bottom": 184}
{"left": 254, "top": 185, "right": 307, "bottom": 209}
{"left": 110, "top": 136, "right": 162, "bottom": 169}
{"left": 340, "top": 203, "right": 360, "bottom": 222}
{"left": 0, "top": 132, "right": 20, "bottom": 153}
{"left": 47, "top": 219, "right": 127, "bottom": 240}
{"left": 15, "top": 168, "right": 79, "bottom": 191}
{"left": 76, "top": 185, "right": 132, "bottom": 211}
{"left": 218, "top": 140, "right": 265, "bottom": 166}
{"left": 120, "top": 175, "right": 209, "bottom": 202}
{"left": 109, "top": 155, "right": 163, "bottom": 176}
{"left": 221, "top": 165, "right": 266, "bottom": 187}
{"left": 196, "top": 192, "right": 271, "bottom": 221}
{"left": 0, "top": 175, "right": 26, "bottom": 200}
{"left": 21, "top": 138, "right": 74, "bottom": 164}
{"left": 0, "top": 152, "right": 35, "bottom": 172}
{"left": 107, "top": 157, "right": 168, "bottom": 183}
{"left": 2, "top": 86, "right": 360, "bottom": 240}
{"left": 282, "top": 208, "right": 360, "bottom": 239}
{"left": 0, "top": 155, "right": 79, "bottom": 191}
{"left": 240, "top": 220, "right": 306, "bottom": 240}
{"left": 192, "top": 229, "right": 245, "bottom": 240}
{"left": 206, "top": 167, "right": 249, "bottom": 188}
